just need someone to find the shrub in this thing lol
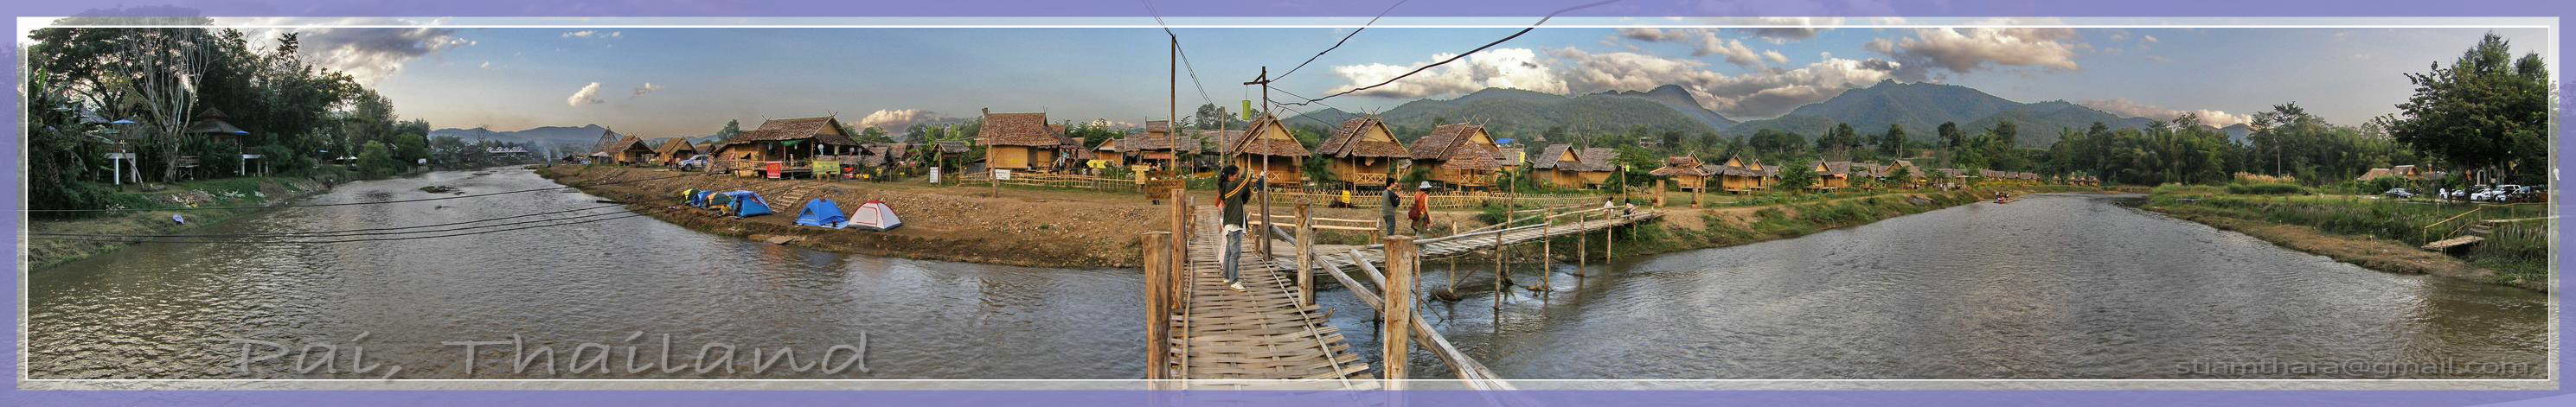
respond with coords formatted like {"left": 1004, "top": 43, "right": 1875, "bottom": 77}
{"left": 2224, "top": 182, "right": 2310, "bottom": 195}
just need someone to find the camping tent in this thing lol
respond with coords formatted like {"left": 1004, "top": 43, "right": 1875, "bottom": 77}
{"left": 715, "top": 190, "right": 773, "bottom": 218}
{"left": 847, "top": 200, "right": 903, "bottom": 231}
{"left": 796, "top": 199, "right": 849, "bottom": 229}
{"left": 691, "top": 190, "right": 716, "bottom": 208}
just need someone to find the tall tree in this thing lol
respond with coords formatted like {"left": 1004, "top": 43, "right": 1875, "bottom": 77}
{"left": 1878, "top": 124, "right": 1907, "bottom": 159}
{"left": 2379, "top": 33, "right": 2549, "bottom": 183}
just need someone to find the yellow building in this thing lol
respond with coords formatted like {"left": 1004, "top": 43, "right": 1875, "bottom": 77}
{"left": 708, "top": 116, "right": 865, "bottom": 170}
{"left": 1313, "top": 116, "right": 1407, "bottom": 188}
{"left": 1714, "top": 155, "right": 1772, "bottom": 193}
{"left": 1533, "top": 144, "right": 1616, "bottom": 188}
{"left": 1406, "top": 124, "right": 1503, "bottom": 188}
{"left": 1649, "top": 156, "right": 1712, "bottom": 191}
{"left": 1814, "top": 161, "right": 1855, "bottom": 190}
{"left": 977, "top": 111, "right": 1066, "bottom": 171}
{"left": 1218, "top": 115, "right": 1309, "bottom": 186}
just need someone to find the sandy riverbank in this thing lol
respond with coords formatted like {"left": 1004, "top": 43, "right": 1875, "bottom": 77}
{"left": 542, "top": 166, "right": 2040, "bottom": 268}
{"left": 2141, "top": 206, "right": 2543, "bottom": 291}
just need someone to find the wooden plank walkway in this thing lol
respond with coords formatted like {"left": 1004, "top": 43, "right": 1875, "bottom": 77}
{"left": 1165, "top": 208, "right": 1372, "bottom": 387}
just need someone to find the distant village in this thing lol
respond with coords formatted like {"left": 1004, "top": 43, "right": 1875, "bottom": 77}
{"left": 573, "top": 108, "right": 2094, "bottom": 198}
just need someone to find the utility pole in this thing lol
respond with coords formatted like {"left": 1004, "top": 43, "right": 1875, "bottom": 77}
{"left": 1169, "top": 35, "right": 1177, "bottom": 178}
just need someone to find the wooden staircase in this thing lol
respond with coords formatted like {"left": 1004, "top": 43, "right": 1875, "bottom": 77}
{"left": 764, "top": 182, "right": 825, "bottom": 209}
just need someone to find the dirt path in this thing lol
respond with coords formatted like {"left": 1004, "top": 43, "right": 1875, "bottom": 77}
{"left": 2147, "top": 209, "right": 2534, "bottom": 290}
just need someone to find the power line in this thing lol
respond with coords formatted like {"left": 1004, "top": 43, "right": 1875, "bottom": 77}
{"left": 29, "top": 203, "right": 635, "bottom": 238}
{"left": 1271, "top": 0, "right": 1413, "bottom": 82}
{"left": 22, "top": 171, "right": 707, "bottom": 213}
{"left": 1279, "top": 0, "right": 1617, "bottom": 107}
{"left": 1140, "top": 0, "right": 1218, "bottom": 110}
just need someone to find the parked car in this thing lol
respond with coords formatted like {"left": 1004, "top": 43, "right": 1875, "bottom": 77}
{"left": 2381, "top": 188, "right": 2417, "bottom": 199}
{"left": 2472, "top": 184, "right": 2516, "bottom": 202}
{"left": 678, "top": 154, "right": 711, "bottom": 171}
{"left": 2451, "top": 184, "right": 2489, "bottom": 200}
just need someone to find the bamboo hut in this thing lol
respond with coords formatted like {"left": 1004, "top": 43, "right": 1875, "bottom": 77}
{"left": 1814, "top": 161, "right": 1855, "bottom": 190}
{"left": 1532, "top": 144, "right": 1616, "bottom": 188}
{"left": 1313, "top": 116, "right": 1407, "bottom": 188}
{"left": 1407, "top": 124, "right": 1503, "bottom": 188}
{"left": 1713, "top": 155, "right": 1772, "bottom": 193}
{"left": 654, "top": 137, "right": 701, "bottom": 166}
{"left": 710, "top": 116, "right": 864, "bottom": 171}
{"left": 1124, "top": 120, "right": 1201, "bottom": 172}
{"left": 602, "top": 135, "right": 657, "bottom": 165}
{"left": 1093, "top": 138, "right": 1127, "bottom": 167}
{"left": 977, "top": 111, "right": 1066, "bottom": 171}
{"left": 1649, "top": 156, "right": 1712, "bottom": 191}
{"left": 1218, "top": 115, "right": 1309, "bottom": 186}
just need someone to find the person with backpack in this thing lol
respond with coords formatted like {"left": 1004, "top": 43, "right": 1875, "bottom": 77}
{"left": 1217, "top": 165, "right": 1252, "bottom": 292}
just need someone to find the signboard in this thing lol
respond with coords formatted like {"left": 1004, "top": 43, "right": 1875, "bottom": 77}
{"left": 1240, "top": 100, "right": 1253, "bottom": 120}
{"left": 993, "top": 169, "right": 1012, "bottom": 181}
{"left": 929, "top": 168, "right": 942, "bottom": 184}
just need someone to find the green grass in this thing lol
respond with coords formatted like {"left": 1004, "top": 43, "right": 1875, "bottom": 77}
{"left": 2149, "top": 188, "right": 2548, "bottom": 284}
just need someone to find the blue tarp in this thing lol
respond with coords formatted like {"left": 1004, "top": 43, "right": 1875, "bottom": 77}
{"left": 716, "top": 190, "right": 772, "bottom": 218}
{"left": 795, "top": 199, "right": 849, "bottom": 229}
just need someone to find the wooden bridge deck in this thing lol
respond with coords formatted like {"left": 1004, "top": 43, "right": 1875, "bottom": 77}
{"left": 1164, "top": 209, "right": 1372, "bottom": 386}
{"left": 1161, "top": 200, "right": 1659, "bottom": 390}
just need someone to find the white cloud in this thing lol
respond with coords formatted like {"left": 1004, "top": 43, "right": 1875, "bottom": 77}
{"left": 210, "top": 19, "right": 474, "bottom": 84}
{"left": 2140, "top": 35, "right": 2159, "bottom": 43}
{"left": 1323, "top": 48, "right": 1567, "bottom": 99}
{"left": 855, "top": 109, "right": 947, "bottom": 130}
{"left": 478, "top": 61, "right": 490, "bottom": 69}
{"left": 1867, "top": 26, "right": 2082, "bottom": 81}
{"left": 2078, "top": 98, "right": 2250, "bottom": 128}
{"left": 1553, "top": 48, "right": 1901, "bottom": 118}
{"left": 1612, "top": 28, "right": 1778, "bottom": 69}
{"left": 567, "top": 82, "right": 605, "bottom": 106}
{"left": 631, "top": 83, "right": 663, "bottom": 97}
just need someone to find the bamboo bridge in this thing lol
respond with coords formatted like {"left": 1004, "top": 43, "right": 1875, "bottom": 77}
{"left": 1140, "top": 188, "right": 1662, "bottom": 390}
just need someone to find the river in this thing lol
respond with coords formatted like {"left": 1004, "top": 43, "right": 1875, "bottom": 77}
{"left": 26, "top": 169, "right": 2547, "bottom": 379}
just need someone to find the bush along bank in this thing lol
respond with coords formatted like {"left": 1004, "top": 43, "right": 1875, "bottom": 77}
{"left": 25, "top": 175, "right": 333, "bottom": 269}
{"left": 2139, "top": 184, "right": 2546, "bottom": 291}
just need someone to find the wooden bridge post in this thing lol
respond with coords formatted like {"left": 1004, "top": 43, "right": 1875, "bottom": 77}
{"left": 1381, "top": 235, "right": 1418, "bottom": 385}
{"left": 1296, "top": 203, "right": 1314, "bottom": 307}
{"left": 1259, "top": 182, "right": 1275, "bottom": 261}
{"left": 1142, "top": 232, "right": 1172, "bottom": 379}
{"left": 1445, "top": 220, "right": 1460, "bottom": 295}
{"left": 1606, "top": 209, "right": 1616, "bottom": 268}
{"left": 1170, "top": 188, "right": 1188, "bottom": 280}
{"left": 1539, "top": 207, "right": 1552, "bottom": 290}
{"left": 1578, "top": 209, "right": 1589, "bottom": 279}
{"left": 1656, "top": 179, "right": 1666, "bottom": 207}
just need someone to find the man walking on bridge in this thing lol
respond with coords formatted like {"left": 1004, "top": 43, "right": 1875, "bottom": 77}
{"left": 1218, "top": 164, "right": 1252, "bottom": 292}
{"left": 1380, "top": 181, "right": 1401, "bottom": 236}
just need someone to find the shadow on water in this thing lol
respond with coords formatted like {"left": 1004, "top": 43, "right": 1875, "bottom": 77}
{"left": 31, "top": 175, "right": 2545, "bottom": 379}
{"left": 1316, "top": 193, "right": 2545, "bottom": 379}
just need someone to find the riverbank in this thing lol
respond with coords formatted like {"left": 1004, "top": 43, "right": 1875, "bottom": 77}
{"left": 24, "top": 176, "right": 333, "bottom": 269}
{"left": 546, "top": 166, "right": 2059, "bottom": 268}
{"left": 2137, "top": 186, "right": 2547, "bottom": 291}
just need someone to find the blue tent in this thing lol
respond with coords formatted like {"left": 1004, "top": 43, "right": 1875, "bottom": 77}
{"left": 690, "top": 190, "right": 716, "bottom": 208}
{"left": 716, "top": 190, "right": 773, "bottom": 218}
{"left": 795, "top": 199, "right": 849, "bottom": 229}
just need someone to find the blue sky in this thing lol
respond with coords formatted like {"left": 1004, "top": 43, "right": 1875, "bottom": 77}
{"left": 299, "top": 24, "right": 2547, "bottom": 137}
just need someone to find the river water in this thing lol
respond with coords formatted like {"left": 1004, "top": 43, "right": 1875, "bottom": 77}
{"left": 27, "top": 169, "right": 2547, "bottom": 379}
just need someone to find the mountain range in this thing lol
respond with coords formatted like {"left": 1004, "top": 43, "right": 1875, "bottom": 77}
{"left": 1290, "top": 79, "right": 2252, "bottom": 149}
{"left": 1283, "top": 86, "right": 1724, "bottom": 143}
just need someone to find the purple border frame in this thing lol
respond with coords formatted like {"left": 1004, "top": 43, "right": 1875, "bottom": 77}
{"left": 3, "top": 1, "right": 2566, "bottom": 405}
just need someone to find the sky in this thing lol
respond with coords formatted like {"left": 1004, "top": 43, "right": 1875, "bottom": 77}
{"left": 178, "top": 21, "right": 2552, "bottom": 137}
